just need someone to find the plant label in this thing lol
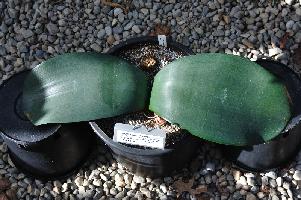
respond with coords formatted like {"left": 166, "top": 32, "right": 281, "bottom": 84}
{"left": 158, "top": 35, "right": 167, "bottom": 47}
{"left": 113, "top": 123, "right": 166, "bottom": 149}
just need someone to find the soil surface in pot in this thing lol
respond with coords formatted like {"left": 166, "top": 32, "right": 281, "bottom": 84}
{"left": 97, "top": 110, "right": 189, "bottom": 148}
{"left": 97, "top": 42, "right": 189, "bottom": 149}
{"left": 116, "top": 43, "right": 185, "bottom": 78}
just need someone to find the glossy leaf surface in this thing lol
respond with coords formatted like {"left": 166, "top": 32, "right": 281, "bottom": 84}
{"left": 23, "top": 53, "right": 148, "bottom": 125}
{"left": 150, "top": 53, "right": 291, "bottom": 146}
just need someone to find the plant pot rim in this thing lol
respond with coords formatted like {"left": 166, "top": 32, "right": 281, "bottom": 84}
{"left": 0, "top": 71, "right": 62, "bottom": 145}
{"left": 107, "top": 35, "right": 194, "bottom": 55}
{"left": 256, "top": 58, "right": 301, "bottom": 137}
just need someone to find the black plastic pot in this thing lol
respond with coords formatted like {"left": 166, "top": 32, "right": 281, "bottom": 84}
{"left": 0, "top": 71, "right": 96, "bottom": 180}
{"left": 90, "top": 122, "right": 200, "bottom": 177}
{"left": 223, "top": 59, "right": 301, "bottom": 172}
{"left": 90, "top": 36, "right": 200, "bottom": 177}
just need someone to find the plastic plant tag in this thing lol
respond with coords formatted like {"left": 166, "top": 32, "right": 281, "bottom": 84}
{"left": 158, "top": 35, "right": 167, "bottom": 47}
{"left": 113, "top": 123, "right": 166, "bottom": 149}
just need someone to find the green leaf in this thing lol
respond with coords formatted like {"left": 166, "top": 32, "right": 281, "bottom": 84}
{"left": 22, "top": 52, "right": 148, "bottom": 125}
{"left": 149, "top": 53, "right": 291, "bottom": 146}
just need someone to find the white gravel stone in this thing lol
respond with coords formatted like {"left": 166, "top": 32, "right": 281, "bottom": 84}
{"left": 247, "top": 177, "right": 256, "bottom": 186}
{"left": 246, "top": 193, "right": 257, "bottom": 200}
{"left": 124, "top": 174, "right": 133, "bottom": 185}
{"left": 269, "top": 48, "right": 282, "bottom": 57}
{"left": 114, "top": 173, "right": 125, "bottom": 187}
{"left": 238, "top": 176, "right": 247, "bottom": 185}
{"left": 92, "top": 179, "right": 102, "bottom": 187}
{"left": 233, "top": 170, "right": 241, "bottom": 181}
{"left": 276, "top": 177, "right": 283, "bottom": 186}
{"left": 266, "top": 171, "right": 277, "bottom": 179}
{"left": 74, "top": 177, "right": 84, "bottom": 187}
{"left": 293, "top": 170, "right": 301, "bottom": 180}
{"left": 159, "top": 184, "right": 167, "bottom": 193}
{"left": 140, "top": 187, "right": 151, "bottom": 198}
{"left": 285, "top": 0, "right": 294, "bottom": 5}
{"left": 62, "top": 183, "right": 68, "bottom": 192}
{"left": 133, "top": 175, "right": 145, "bottom": 184}
{"left": 283, "top": 182, "right": 290, "bottom": 190}
{"left": 100, "top": 174, "right": 109, "bottom": 181}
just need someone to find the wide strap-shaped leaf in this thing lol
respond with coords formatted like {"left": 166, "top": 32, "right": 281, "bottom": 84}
{"left": 149, "top": 53, "right": 291, "bottom": 146}
{"left": 23, "top": 53, "right": 148, "bottom": 125}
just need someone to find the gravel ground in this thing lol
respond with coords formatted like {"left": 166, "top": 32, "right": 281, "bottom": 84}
{"left": 1, "top": 0, "right": 301, "bottom": 199}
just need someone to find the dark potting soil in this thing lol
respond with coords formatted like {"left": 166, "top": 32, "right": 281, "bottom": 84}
{"left": 116, "top": 43, "right": 185, "bottom": 79}
{"left": 97, "top": 43, "right": 188, "bottom": 149}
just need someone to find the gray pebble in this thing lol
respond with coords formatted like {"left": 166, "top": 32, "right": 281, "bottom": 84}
{"left": 91, "top": 44, "right": 102, "bottom": 52}
{"left": 286, "top": 20, "right": 295, "bottom": 30}
{"left": 97, "top": 29, "right": 106, "bottom": 39}
{"left": 140, "top": 8, "right": 148, "bottom": 15}
{"left": 21, "top": 29, "right": 34, "bottom": 39}
{"left": 114, "top": 8, "right": 123, "bottom": 17}
{"left": 113, "top": 26, "right": 123, "bottom": 34}
{"left": 124, "top": 21, "right": 135, "bottom": 31}
{"left": 296, "top": 8, "right": 301, "bottom": 16}
{"left": 46, "top": 23, "right": 59, "bottom": 35}
{"left": 163, "top": 4, "right": 173, "bottom": 13}
{"left": 105, "top": 26, "right": 113, "bottom": 35}
{"left": 132, "top": 25, "right": 141, "bottom": 34}
{"left": 118, "top": 13, "right": 125, "bottom": 22}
